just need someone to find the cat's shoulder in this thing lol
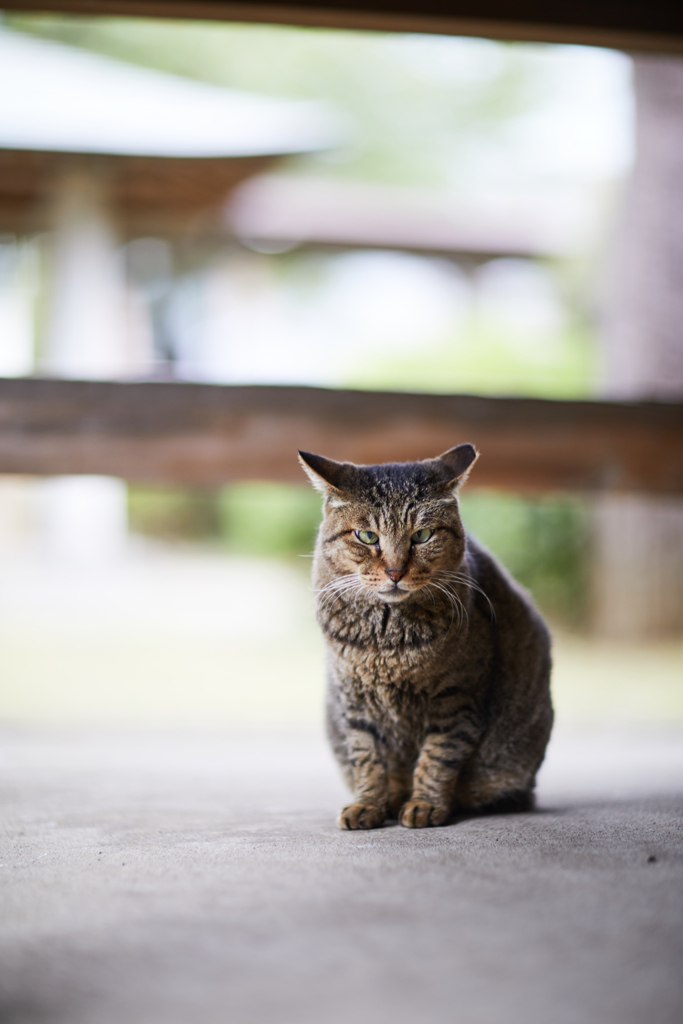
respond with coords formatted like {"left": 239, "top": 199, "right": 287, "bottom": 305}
{"left": 464, "top": 532, "right": 549, "bottom": 638}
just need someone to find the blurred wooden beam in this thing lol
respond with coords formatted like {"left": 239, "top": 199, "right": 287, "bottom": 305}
{"left": 3, "top": 0, "right": 683, "bottom": 54}
{"left": 0, "top": 150, "right": 279, "bottom": 237}
{"left": 1, "top": 378, "right": 681, "bottom": 494}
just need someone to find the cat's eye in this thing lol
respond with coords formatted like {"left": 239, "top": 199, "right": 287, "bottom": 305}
{"left": 411, "top": 528, "right": 434, "bottom": 544}
{"left": 355, "top": 530, "right": 379, "bottom": 545}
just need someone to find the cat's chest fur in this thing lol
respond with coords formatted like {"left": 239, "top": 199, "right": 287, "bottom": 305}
{"left": 319, "top": 579, "right": 498, "bottom": 745}
{"left": 321, "top": 595, "right": 447, "bottom": 682}
{"left": 322, "top": 588, "right": 492, "bottom": 700}
{"left": 321, "top": 596, "right": 484, "bottom": 759}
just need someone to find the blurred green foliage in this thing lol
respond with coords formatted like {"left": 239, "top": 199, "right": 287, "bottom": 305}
{"left": 346, "top": 320, "right": 594, "bottom": 398}
{"left": 129, "top": 481, "right": 321, "bottom": 555}
{"left": 128, "top": 486, "right": 222, "bottom": 541}
{"left": 218, "top": 482, "right": 322, "bottom": 556}
{"left": 459, "top": 491, "right": 590, "bottom": 627}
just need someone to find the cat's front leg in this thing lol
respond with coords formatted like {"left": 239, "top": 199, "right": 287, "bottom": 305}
{"left": 339, "top": 722, "right": 389, "bottom": 830}
{"left": 401, "top": 727, "right": 475, "bottom": 828}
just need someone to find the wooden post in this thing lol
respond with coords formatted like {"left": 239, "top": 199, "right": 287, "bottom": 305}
{"left": 595, "top": 55, "right": 683, "bottom": 638}
{"left": 41, "top": 165, "right": 131, "bottom": 563}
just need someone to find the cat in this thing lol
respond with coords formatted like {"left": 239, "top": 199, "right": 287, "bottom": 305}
{"left": 299, "top": 443, "right": 553, "bottom": 830}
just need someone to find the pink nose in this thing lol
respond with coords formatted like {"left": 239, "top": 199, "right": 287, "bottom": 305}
{"left": 385, "top": 568, "right": 406, "bottom": 583}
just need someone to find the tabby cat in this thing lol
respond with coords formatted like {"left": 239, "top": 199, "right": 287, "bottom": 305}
{"left": 299, "top": 443, "right": 552, "bottom": 830}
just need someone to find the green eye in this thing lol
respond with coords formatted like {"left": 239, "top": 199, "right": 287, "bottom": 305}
{"left": 356, "top": 530, "right": 379, "bottom": 545}
{"left": 411, "top": 528, "right": 434, "bottom": 544}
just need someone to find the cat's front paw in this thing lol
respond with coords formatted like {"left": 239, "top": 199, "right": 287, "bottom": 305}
{"left": 400, "top": 800, "right": 449, "bottom": 828}
{"left": 339, "top": 803, "right": 386, "bottom": 830}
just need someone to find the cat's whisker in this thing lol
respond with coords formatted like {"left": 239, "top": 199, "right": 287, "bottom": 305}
{"left": 442, "top": 580, "right": 469, "bottom": 632}
{"left": 323, "top": 582, "right": 364, "bottom": 602}
{"left": 317, "top": 581, "right": 354, "bottom": 601}
{"left": 316, "top": 576, "right": 352, "bottom": 590}
{"left": 439, "top": 571, "right": 496, "bottom": 623}
{"left": 424, "top": 583, "right": 455, "bottom": 635}
{"left": 442, "top": 587, "right": 462, "bottom": 636}
{"left": 315, "top": 574, "right": 365, "bottom": 613}
{"left": 315, "top": 574, "right": 359, "bottom": 596}
{"left": 427, "top": 579, "right": 467, "bottom": 635}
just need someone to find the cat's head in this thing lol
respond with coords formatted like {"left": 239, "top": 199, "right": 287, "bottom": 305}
{"left": 299, "top": 444, "right": 478, "bottom": 604}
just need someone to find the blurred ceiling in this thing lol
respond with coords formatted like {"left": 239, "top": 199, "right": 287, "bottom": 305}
{"left": 0, "top": 28, "right": 336, "bottom": 234}
{"left": 2, "top": 0, "right": 682, "bottom": 53}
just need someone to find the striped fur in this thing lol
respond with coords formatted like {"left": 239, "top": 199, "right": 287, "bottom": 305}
{"left": 299, "top": 445, "right": 553, "bottom": 830}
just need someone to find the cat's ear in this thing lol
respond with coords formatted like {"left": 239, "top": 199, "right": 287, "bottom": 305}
{"left": 433, "top": 443, "right": 479, "bottom": 490}
{"left": 298, "top": 450, "right": 352, "bottom": 494}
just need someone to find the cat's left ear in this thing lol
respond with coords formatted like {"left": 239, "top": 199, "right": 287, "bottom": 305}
{"left": 431, "top": 443, "right": 479, "bottom": 490}
{"left": 298, "top": 450, "right": 354, "bottom": 494}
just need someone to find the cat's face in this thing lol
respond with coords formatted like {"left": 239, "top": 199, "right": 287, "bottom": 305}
{"left": 299, "top": 445, "right": 478, "bottom": 604}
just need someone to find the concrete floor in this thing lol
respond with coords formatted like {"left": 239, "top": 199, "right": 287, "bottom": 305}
{"left": 1, "top": 726, "right": 682, "bottom": 1024}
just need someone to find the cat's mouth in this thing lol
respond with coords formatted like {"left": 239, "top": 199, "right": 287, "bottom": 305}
{"left": 377, "top": 583, "right": 412, "bottom": 603}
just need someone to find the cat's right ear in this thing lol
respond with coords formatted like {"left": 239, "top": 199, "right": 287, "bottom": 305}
{"left": 298, "top": 451, "right": 351, "bottom": 494}
{"left": 433, "top": 443, "right": 479, "bottom": 490}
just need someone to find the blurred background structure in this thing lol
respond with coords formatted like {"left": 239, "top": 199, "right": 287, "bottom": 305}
{"left": 595, "top": 55, "right": 683, "bottom": 637}
{"left": 0, "top": 13, "right": 681, "bottom": 731}
{"left": 1, "top": 9, "right": 682, "bottom": 1024}
{"left": 0, "top": 25, "right": 332, "bottom": 562}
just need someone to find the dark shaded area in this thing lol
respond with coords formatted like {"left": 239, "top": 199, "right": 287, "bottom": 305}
{"left": 3, "top": 0, "right": 683, "bottom": 50}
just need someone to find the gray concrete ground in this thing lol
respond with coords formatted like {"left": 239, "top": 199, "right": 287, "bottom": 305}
{"left": 1, "top": 725, "right": 682, "bottom": 1024}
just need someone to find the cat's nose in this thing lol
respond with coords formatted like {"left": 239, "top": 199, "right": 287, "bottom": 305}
{"left": 385, "top": 567, "right": 406, "bottom": 583}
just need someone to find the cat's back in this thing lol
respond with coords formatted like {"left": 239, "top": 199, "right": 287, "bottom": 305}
{"left": 462, "top": 532, "right": 553, "bottom": 781}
